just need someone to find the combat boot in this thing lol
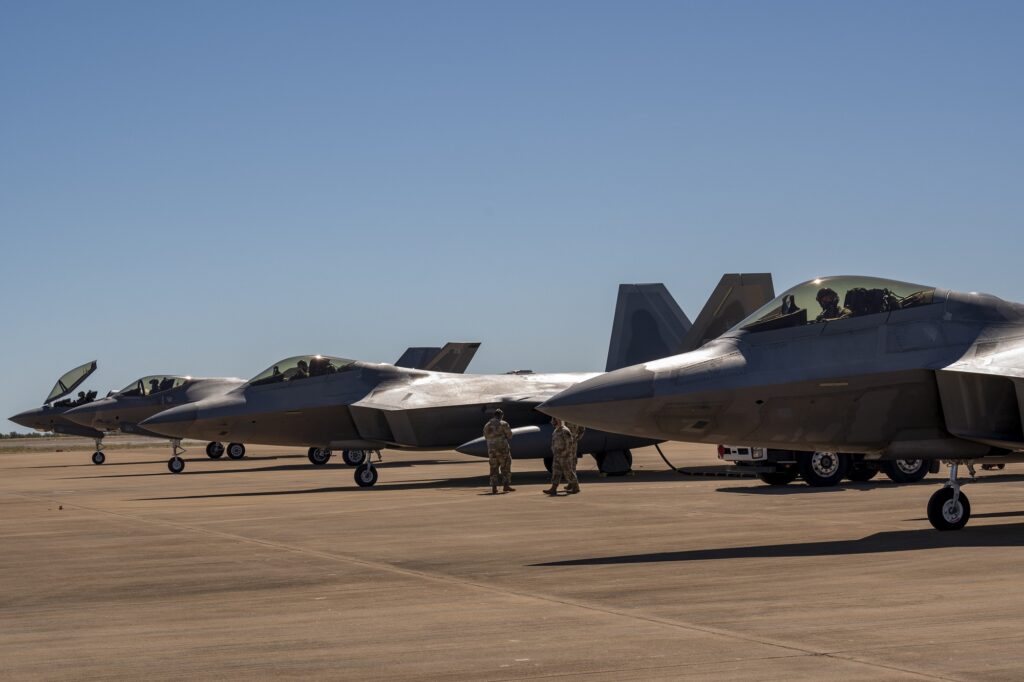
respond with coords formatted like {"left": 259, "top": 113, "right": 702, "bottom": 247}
{"left": 543, "top": 488, "right": 558, "bottom": 495}
{"left": 503, "top": 486, "right": 516, "bottom": 493}
{"left": 491, "top": 485, "right": 498, "bottom": 494}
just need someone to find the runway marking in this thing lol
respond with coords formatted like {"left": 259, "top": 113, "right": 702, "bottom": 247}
{"left": 11, "top": 491, "right": 955, "bottom": 681}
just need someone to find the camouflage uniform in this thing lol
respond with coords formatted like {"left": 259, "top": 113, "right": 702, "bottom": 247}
{"left": 565, "top": 422, "right": 586, "bottom": 476}
{"left": 547, "top": 423, "right": 579, "bottom": 494}
{"left": 815, "top": 304, "right": 852, "bottom": 323}
{"left": 483, "top": 416, "right": 513, "bottom": 490}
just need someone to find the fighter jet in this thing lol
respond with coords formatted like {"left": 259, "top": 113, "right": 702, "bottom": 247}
{"left": 138, "top": 275, "right": 775, "bottom": 486}
{"left": 61, "top": 343, "right": 482, "bottom": 473}
{"left": 540, "top": 275, "right": 1024, "bottom": 531}
{"left": 9, "top": 360, "right": 107, "bottom": 463}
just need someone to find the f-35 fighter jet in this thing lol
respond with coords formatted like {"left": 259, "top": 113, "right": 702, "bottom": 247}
{"left": 60, "top": 343, "right": 482, "bottom": 473}
{"left": 540, "top": 275, "right": 1024, "bottom": 531}
{"left": 139, "top": 275, "right": 774, "bottom": 487}
{"left": 9, "top": 361, "right": 107, "bottom": 462}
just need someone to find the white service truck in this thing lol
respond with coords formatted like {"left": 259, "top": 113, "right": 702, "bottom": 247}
{"left": 717, "top": 445, "right": 934, "bottom": 487}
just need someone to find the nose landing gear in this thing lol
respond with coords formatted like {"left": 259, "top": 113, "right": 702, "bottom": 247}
{"left": 91, "top": 438, "right": 105, "bottom": 465}
{"left": 927, "top": 461, "right": 971, "bottom": 530}
{"left": 167, "top": 439, "right": 186, "bottom": 474}
{"left": 354, "top": 450, "right": 382, "bottom": 487}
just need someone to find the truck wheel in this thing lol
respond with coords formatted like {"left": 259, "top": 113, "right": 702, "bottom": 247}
{"left": 882, "top": 458, "right": 928, "bottom": 484}
{"left": 758, "top": 470, "right": 797, "bottom": 486}
{"left": 798, "top": 451, "right": 848, "bottom": 487}
{"left": 847, "top": 462, "right": 878, "bottom": 482}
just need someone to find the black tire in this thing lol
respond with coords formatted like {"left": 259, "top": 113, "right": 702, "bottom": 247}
{"left": 882, "top": 458, "right": 928, "bottom": 484}
{"left": 927, "top": 486, "right": 970, "bottom": 530}
{"left": 758, "top": 470, "right": 797, "bottom": 486}
{"left": 543, "top": 456, "right": 553, "bottom": 473}
{"left": 206, "top": 442, "right": 224, "bottom": 459}
{"left": 798, "top": 451, "right": 849, "bottom": 487}
{"left": 595, "top": 449, "right": 633, "bottom": 476}
{"left": 167, "top": 456, "right": 185, "bottom": 474}
{"left": 342, "top": 449, "right": 367, "bottom": 467}
{"left": 354, "top": 464, "right": 378, "bottom": 487}
{"left": 308, "top": 447, "right": 332, "bottom": 466}
{"left": 91, "top": 451, "right": 105, "bottom": 465}
{"left": 847, "top": 462, "right": 878, "bottom": 482}
{"left": 226, "top": 443, "right": 245, "bottom": 460}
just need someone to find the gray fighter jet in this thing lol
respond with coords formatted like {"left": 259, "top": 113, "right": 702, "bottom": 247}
{"left": 61, "top": 343, "right": 482, "bottom": 473}
{"left": 540, "top": 275, "right": 1024, "bottom": 531}
{"left": 9, "top": 361, "right": 107, "bottom": 462}
{"left": 138, "top": 276, "right": 774, "bottom": 486}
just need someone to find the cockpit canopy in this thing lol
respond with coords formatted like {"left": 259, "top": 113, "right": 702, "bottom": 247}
{"left": 116, "top": 375, "right": 190, "bottom": 398}
{"left": 46, "top": 360, "right": 98, "bottom": 404}
{"left": 734, "top": 276, "right": 937, "bottom": 334}
{"left": 247, "top": 355, "right": 355, "bottom": 387}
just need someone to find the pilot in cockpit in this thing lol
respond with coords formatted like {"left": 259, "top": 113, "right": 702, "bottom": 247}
{"left": 292, "top": 360, "right": 309, "bottom": 380}
{"left": 149, "top": 379, "right": 161, "bottom": 395}
{"left": 815, "top": 287, "right": 851, "bottom": 322}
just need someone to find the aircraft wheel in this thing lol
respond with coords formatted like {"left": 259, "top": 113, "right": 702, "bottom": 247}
{"left": 758, "top": 470, "right": 797, "bottom": 486}
{"left": 354, "top": 465, "right": 378, "bottom": 487}
{"left": 167, "top": 456, "right": 185, "bottom": 474}
{"left": 927, "top": 487, "right": 970, "bottom": 530}
{"left": 206, "top": 442, "right": 225, "bottom": 459}
{"left": 226, "top": 443, "right": 246, "bottom": 460}
{"left": 308, "top": 447, "right": 332, "bottom": 465}
{"left": 342, "top": 449, "right": 367, "bottom": 466}
{"left": 543, "top": 456, "right": 553, "bottom": 473}
{"left": 595, "top": 449, "right": 633, "bottom": 476}
{"left": 91, "top": 451, "right": 105, "bottom": 465}
{"left": 883, "top": 458, "right": 928, "bottom": 484}
{"left": 798, "top": 451, "right": 848, "bottom": 487}
{"left": 846, "top": 462, "right": 878, "bottom": 482}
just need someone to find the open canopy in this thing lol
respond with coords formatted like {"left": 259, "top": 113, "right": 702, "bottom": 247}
{"left": 734, "top": 276, "right": 937, "bottom": 334}
{"left": 116, "top": 375, "right": 190, "bottom": 398}
{"left": 247, "top": 355, "right": 355, "bottom": 387}
{"left": 45, "top": 360, "right": 98, "bottom": 404}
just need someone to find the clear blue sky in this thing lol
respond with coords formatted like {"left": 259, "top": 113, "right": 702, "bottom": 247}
{"left": 2, "top": 1, "right": 1022, "bottom": 430}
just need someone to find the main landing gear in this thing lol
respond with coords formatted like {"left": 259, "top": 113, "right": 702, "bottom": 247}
{"left": 308, "top": 447, "right": 332, "bottom": 465}
{"left": 353, "top": 450, "right": 382, "bottom": 487}
{"left": 342, "top": 449, "right": 368, "bottom": 467}
{"left": 91, "top": 437, "right": 105, "bottom": 465}
{"left": 927, "top": 461, "right": 971, "bottom": 531}
{"left": 167, "top": 439, "right": 186, "bottom": 474}
{"left": 226, "top": 442, "right": 246, "bottom": 460}
{"left": 205, "top": 442, "right": 225, "bottom": 459}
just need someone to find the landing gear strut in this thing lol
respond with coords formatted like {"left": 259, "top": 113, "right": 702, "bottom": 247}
{"left": 91, "top": 438, "right": 105, "bottom": 465}
{"left": 354, "top": 450, "right": 382, "bottom": 487}
{"left": 167, "top": 439, "right": 186, "bottom": 474}
{"left": 927, "top": 461, "right": 971, "bottom": 530}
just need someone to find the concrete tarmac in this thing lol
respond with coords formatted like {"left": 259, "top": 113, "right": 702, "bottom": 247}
{"left": 3, "top": 441, "right": 1024, "bottom": 680}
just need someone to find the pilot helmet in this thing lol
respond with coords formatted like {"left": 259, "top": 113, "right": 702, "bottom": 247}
{"left": 494, "top": 408, "right": 504, "bottom": 418}
{"left": 816, "top": 287, "right": 839, "bottom": 307}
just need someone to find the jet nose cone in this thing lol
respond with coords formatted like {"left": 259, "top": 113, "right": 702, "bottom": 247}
{"left": 139, "top": 404, "right": 197, "bottom": 438}
{"left": 9, "top": 408, "right": 40, "bottom": 430}
{"left": 539, "top": 365, "right": 655, "bottom": 433}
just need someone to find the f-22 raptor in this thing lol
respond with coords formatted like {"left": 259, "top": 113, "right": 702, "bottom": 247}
{"left": 542, "top": 275, "right": 1024, "bottom": 531}
{"left": 139, "top": 275, "right": 775, "bottom": 487}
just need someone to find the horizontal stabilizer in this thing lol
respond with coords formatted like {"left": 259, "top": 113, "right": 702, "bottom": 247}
{"left": 680, "top": 273, "right": 775, "bottom": 352}
{"left": 606, "top": 284, "right": 692, "bottom": 372}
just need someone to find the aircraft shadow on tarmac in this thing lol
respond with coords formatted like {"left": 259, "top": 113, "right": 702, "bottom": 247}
{"left": 20, "top": 454, "right": 311, "bottom": 470}
{"left": 132, "top": 469, "right": 679, "bottom": 501}
{"left": 66, "top": 457, "right": 480, "bottom": 480}
{"left": 716, "top": 474, "right": 1024, "bottom": 495}
{"left": 534, "top": 521, "right": 1024, "bottom": 566}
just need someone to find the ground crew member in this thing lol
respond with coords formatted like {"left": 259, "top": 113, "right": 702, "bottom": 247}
{"left": 565, "top": 422, "right": 586, "bottom": 482}
{"left": 483, "top": 408, "right": 515, "bottom": 494}
{"left": 815, "top": 287, "right": 851, "bottom": 322}
{"left": 544, "top": 417, "right": 580, "bottom": 495}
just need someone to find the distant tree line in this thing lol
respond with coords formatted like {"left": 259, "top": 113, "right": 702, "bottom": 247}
{"left": 1, "top": 431, "right": 53, "bottom": 439}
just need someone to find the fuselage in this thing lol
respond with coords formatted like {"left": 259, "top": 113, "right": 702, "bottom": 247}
{"left": 541, "top": 277, "right": 1024, "bottom": 460}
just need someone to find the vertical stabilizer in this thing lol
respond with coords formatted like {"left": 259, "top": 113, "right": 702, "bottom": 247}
{"left": 395, "top": 347, "right": 442, "bottom": 369}
{"left": 606, "top": 284, "right": 692, "bottom": 371}
{"left": 680, "top": 274, "right": 775, "bottom": 352}
{"left": 424, "top": 342, "right": 481, "bottom": 373}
